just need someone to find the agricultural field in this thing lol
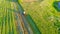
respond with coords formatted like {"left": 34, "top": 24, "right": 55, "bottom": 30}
{"left": 0, "top": 0, "right": 60, "bottom": 34}
{"left": 0, "top": 0, "right": 30, "bottom": 34}
{"left": 20, "top": 0, "right": 60, "bottom": 34}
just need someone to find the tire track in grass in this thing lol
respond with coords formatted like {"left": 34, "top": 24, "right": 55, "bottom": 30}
{"left": 18, "top": 13, "right": 29, "bottom": 34}
{"left": 13, "top": 2, "right": 29, "bottom": 34}
{"left": 13, "top": 3, "right": 24, "bottom": 34}
{"left": 20, "top": 15, "right": 33, "bottom": 34}
{"left": 15, "top": 12, "right": 24, "bottom": 34}
{"left": 17, "top": 3, "right": 32, "bottom": 34}
{"left": 17, "top": 2, "right": 34, "bottom": 34}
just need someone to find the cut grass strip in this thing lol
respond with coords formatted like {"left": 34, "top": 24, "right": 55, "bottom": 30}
{"left": 26, "top": 14, "right": 41, "bottom": 34}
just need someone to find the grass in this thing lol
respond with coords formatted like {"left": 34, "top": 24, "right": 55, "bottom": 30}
{"left": 0, "top": 0, "right": 60, "bottom": 34}
{"left": 20, "top": 0, "right": 60, "bottom": 34}
{"left": 0, "top": 0, "right": 19, "bottom": 34}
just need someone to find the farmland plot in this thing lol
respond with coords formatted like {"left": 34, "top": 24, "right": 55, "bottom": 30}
{"left": 21, "top": 0, "right": 60, "bottom": 34}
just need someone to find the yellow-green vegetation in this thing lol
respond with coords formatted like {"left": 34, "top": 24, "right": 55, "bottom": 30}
{"left": 20, "top": 0, "right": 60, "bottom": 34}
{"left": 0, "top": 0, "right": 19, "bottom": 34}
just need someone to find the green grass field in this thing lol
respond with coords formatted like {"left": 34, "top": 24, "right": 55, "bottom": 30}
{"left": 0, "top": 0, "right": 60, "bottom": 34}
{"left": 0, "top": 0, "right": 19, "bottom": 34}
{"left": 20, "top": 0, "right": 60, "bottom": 34}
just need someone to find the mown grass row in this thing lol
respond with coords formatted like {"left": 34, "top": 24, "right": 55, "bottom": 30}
{"left": 0, "top": 0, "right": 18, "bottom": 34}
